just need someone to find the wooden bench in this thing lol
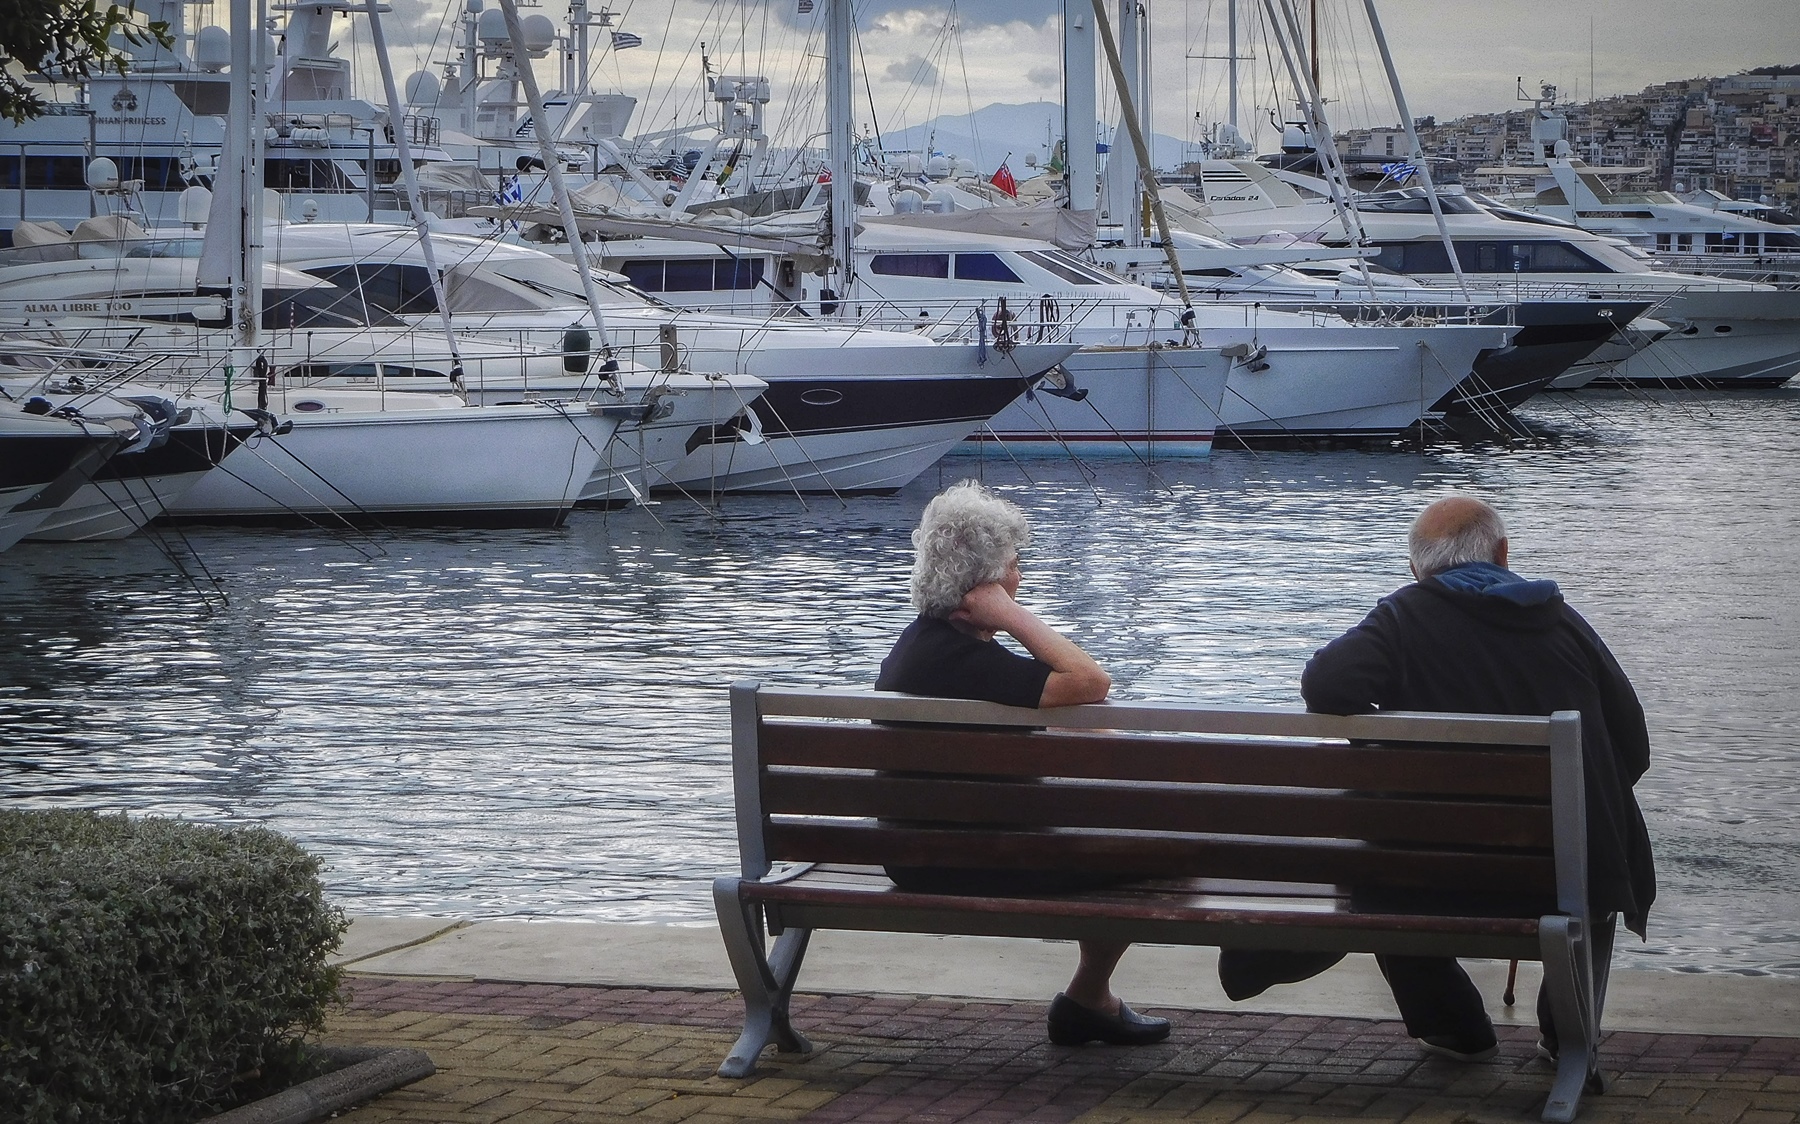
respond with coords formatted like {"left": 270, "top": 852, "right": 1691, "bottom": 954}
{"left": 713, "top": 683, "right": 1614, "bottom": 1122}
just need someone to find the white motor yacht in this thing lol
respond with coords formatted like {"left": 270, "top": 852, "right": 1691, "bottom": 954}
{"left": 250, "top": 221, "right": 1078, "bottom": 489}
{"left": 1188, "top": 160, "right": 1800, "bottom": 390}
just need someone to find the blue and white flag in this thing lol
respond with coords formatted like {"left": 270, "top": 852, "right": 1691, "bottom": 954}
{"left": 496, "top": 174, "right": 523, "bottom": 205}
{"left": 1380, "top": 160, "right": 1419, "bottom": 184}
{"left": 611, "top": 31, "right": 642, "bottom": 49}
{"left": 797, "top": 0, "right": 814, "bottom": 12}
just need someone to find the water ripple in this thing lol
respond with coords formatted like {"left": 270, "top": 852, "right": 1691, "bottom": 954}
{"left": 1, "top": 390, "right": 1796, "bottom": 973}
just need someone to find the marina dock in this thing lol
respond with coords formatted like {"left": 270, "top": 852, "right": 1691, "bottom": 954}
{"left": 323, "top": 918, "right": 1800, "bottom": 1122}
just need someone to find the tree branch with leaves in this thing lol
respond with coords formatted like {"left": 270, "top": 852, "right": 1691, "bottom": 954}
{"left": 0, "top": 1, "right": 173, "bottom": 124}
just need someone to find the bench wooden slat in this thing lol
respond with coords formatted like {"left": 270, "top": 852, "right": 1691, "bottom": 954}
{"left": 765, "top": 822, "right": 1556, "bottom": 896}
{"left": 761, "top": 771, "right": 1555, "bottom": 848}
{"left": 740, "top": 869, "right": 1542, "bottom": 940}
{"left": 759, "top": 723, "right": 1554, "bottom": 798}
{"left": 752, "top": 687, "right": 1557, "bottom": 745}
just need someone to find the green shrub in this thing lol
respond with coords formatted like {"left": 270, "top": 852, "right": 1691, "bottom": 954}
{"left": 0, "top": 810, "right": 348, "bottom": 1123}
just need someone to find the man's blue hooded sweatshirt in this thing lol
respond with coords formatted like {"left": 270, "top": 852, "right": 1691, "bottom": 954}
{"left": 1301, "top": 560, "right": 1656, "bottom": 937}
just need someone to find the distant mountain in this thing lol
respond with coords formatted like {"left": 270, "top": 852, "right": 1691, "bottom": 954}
{"left": 873, "top": 101, "right": 1191, "bottom": 173}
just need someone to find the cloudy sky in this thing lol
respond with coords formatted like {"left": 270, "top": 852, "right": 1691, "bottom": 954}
{"left": 345, "top": 0, "right": 1800, "bottom": 156}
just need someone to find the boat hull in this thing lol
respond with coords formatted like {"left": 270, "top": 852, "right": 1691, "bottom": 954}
{"left": 167, "top": 403, "right": 619, "bottom": 525}
{"left": 966, "top": 345, "right": 1228, "bottom": 457}
{"left": 1207, "top": 323, "right": 1510, "bottom": 437}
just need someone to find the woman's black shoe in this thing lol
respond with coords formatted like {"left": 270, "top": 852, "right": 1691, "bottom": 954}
{"left": 1046, "top": 993, "right": 1172, "bottom": 1046}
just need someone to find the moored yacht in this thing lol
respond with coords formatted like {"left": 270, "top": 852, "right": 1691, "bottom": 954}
{"left": 1191, "top": 160, "right": 1800, "bottom": 389}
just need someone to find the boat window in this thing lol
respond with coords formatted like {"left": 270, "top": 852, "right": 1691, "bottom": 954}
{"left": 263, "top": 284, "right": 399, "bottom": 330}
{"left": 1766, "top": 231, "right": 1800, "bottom": 250}
{"left": 1354, "top": 189, "right": 1482, "bottom": 215}
{"left": 93, "top": 156, "right": 187, "bottom": 191}
{"left": 618, "top": 259, "right": 664, "bottom": 291}
{"left": 954, "top": 253, "right": 1023, "bottom": 283}
{"left": 1491, "top": 240, "right": 1606, "bottom": 272}
{"left": 305, "top": 264, "right": 438, "bottom": 316}
{"left": 1368, "top": 239, "right": 1607, "bottom": 274}
{"left": 716, "top": 257, "right": 765, "bottom": 290}
{"left": 870, "top": 253, "right": 950, "bottom": 278}
{"left": 265, "top": 158, "right": 353, "bottom": 192}
{"left": 1019, "top": 250, "right": 1106, "bottom": 285}
{"left": 0, "top": 156, "right": 89, "bottom": 189}
{"left": 663, "top": 258, "right": 717, "bottom": 291}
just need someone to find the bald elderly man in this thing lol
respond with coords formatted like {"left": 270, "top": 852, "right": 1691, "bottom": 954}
{"left": 1218, "top": 496, "right": 1655, "bottom": 1063}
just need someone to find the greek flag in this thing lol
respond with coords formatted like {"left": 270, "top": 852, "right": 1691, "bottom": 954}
{"left": 798, "top": 0, "right": 814, "bottom": 11}
{"left": 496, "top": 174, "right": 523, "bottom": 205}
{"left": 611, "top": 31, "right": 643, "bottom": 49}
{"left": 1380, "top": 161, "right": 1419, "bottom": 184}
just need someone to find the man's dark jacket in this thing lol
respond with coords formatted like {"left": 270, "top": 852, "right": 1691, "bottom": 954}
{"left": 1301, "top": 562, "right": 1656, "bottom": 938}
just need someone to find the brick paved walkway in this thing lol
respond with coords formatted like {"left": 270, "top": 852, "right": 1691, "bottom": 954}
{"left": 328, "top": 976, "right": 1800, "bottom": 1124}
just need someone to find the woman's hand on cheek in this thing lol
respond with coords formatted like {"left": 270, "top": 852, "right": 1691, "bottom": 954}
{"left": 950, "top": 582, "right": 1020, "bottom": 633}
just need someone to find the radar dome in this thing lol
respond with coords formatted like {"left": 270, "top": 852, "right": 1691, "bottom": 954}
{"left": 476, "top": 8, "right": 508, "bottom": 43}
{"left": 194, "top": 26, "right": 230, "bottom": 72}
{"left": 520, "top": 13, "right": 556, "bottom": 53}
{"left": 404, "top": 69, "right": 441, "bottom": 106}
{"left": 924, "top": 154, "right": 951, "bottom": 179}
{"left": 179, "top": 185, "right": 213, "bottom": 226}
{"left": 86, "top": 157, "right": 120, "bottom": 190}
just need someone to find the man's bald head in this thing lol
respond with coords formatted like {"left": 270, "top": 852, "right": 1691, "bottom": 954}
{"left": 1409, "top": 496, "right": 1508, "bottom": 578}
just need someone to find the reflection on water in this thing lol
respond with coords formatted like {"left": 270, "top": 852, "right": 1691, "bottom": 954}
{"left": 2, "top": 391, "right": 1797, "bottom": 975}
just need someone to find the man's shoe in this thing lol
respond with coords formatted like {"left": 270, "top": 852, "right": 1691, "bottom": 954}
{"left": 1046, "top": 993, "right": 1172, "bottom": 1046}
{"left": 1418, "top": 1034, "right": 1499, "bottom": 1063}
{"left": 1536, "top": 1037, "right": 1559, "bottom": 1062}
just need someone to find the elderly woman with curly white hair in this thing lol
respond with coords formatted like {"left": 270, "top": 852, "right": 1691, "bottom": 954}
{"left": 874, "top": 480, "right": 1169, "bottom": 1048}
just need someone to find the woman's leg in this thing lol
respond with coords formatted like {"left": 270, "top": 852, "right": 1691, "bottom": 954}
{"left": 1065, "top": 939, "right": 1130, "bottom": 1013}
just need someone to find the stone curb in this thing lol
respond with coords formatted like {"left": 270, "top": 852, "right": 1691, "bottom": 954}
{"left": 203, "top": 1046, "right": 435, "bottom": 1124}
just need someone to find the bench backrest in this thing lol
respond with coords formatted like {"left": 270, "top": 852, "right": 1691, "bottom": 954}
{"left": 731, "top": 684, "right": 1588, "bottom": 920}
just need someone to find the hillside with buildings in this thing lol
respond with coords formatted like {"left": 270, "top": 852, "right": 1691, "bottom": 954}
{"left": 1339, "top": 67, "right": 1800, "bottom": 207}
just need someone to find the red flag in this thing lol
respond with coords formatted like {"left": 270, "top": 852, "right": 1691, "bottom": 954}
{"left": 816, "top": 169, "right": 831, "bottom": 183}
{"left": 989, "top": 161, "right": 1018, "bottom": 198}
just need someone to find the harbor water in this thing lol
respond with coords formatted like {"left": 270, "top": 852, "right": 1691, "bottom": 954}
{"left": 2, "top": 390, "right": 1796, "bottom": 978}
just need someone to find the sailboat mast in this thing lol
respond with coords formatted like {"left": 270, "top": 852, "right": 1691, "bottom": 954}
{"left": 364, "top": 0, "right": 466, "bottom": 390}
{"left": 1359, "top": 0, "right": 1470, "bottom": 299}
{"left": 826, "top": 0, "right": 855, "bottom": 308}
{"left": 228, "top": 0, "right": 264, "bottom": 375}
{"left": 1062, "top": 0, "right": 1098, "bottom": 214}
{"left": 1227, "top": 0, "right": 1239, "bottom": 136}
{"left": 1088, "top": 0, "right": 1192, "bottom": 308}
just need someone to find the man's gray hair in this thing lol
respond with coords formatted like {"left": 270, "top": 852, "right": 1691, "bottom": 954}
{"left": 910, "top": 480, "right": 1031, "bottom": 618}
{"left": 1409, "top": 496, "right": 1507, "bottom": 577}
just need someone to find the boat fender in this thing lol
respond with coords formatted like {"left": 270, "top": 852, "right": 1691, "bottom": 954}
{"left": 563, "top": 327, "right": 592, "bottom": 373}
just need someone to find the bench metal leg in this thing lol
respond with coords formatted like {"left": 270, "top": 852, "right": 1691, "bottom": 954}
{"left": 1539, "top": 915, "right": 1602, "bottom": 1122}
{"left": 713, "top": 877, "right": 815, "bottom": 1077}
